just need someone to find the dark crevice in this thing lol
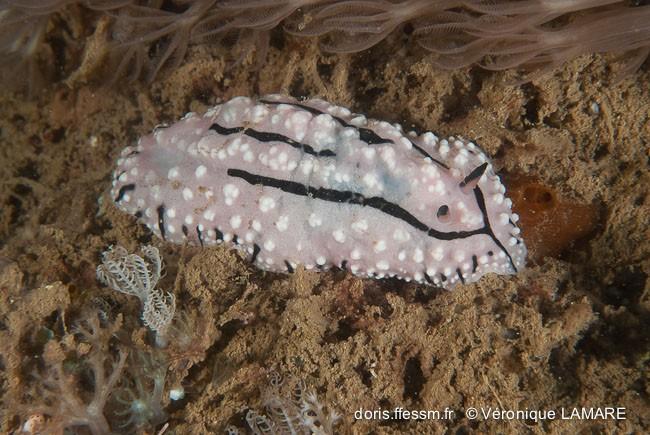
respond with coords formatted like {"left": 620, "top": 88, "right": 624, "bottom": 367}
{"left": 16, "top": 160, "right": 40, "bottom": 181}
{"left": 592, "top": 143, "right": 609, "bottom": 161}
{"left": 324, "top": 317, "right": 358, "bottom": 343}
{"left": 354, "top": 362, "right": 373, "bottom": 388}
{"left": 440, "top": 68, "right": 484, "bottom": 123}
{"left": 288, "top": 73, "right": 307, "bottom": 98}
{"left": 316, "top": 59, "right": 334, "bottom": 81}
{"left": 269, "top": 27, "right": 285, "bottom": 50}
{"left": 160, "top": 0, "right": 190, "bottom": 13}
{"left": 363, "top": 285, "right": 394, "bottom": 319}
{"left": 601, "top": 266, "right": 646, "bottom": 308}
{"left": 548, "top": 347, "right": 580, "bottom": 401}
{"left": 521, "top": 82, "right": 540, "bottom": 126}
{"left": 403, "top": 356, "right": 425, "bottom": 402}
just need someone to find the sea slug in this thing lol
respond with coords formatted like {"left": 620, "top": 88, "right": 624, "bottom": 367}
{"left": 110, "top": 95, "right": 526, "bottom": 288}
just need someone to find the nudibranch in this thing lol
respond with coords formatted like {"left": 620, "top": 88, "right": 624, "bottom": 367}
{"left": 111, "top": 95, "right": 526, "bottom": 289}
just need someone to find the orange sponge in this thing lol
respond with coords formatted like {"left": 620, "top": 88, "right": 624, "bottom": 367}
{"left": 505, "top": 175, "right": 600, "bottom": 263}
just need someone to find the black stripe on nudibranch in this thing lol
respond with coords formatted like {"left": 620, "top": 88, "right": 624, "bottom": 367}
{"left": 456, "top": 268, "right": 466, "bottom": 284}
{"left": 115, "top": 183, "right": 135, "bottom": 202}
{"left": 209, "top": 122, "right": 336, "bottom": 157}
{"left": 340, "top": 260, "right": 348, "bottom": 270}
{"left": 251, "top": 243, "right": 261, "bottom": 263}
{"left": 358, "top": 128, "right": 393, "bottom": 145}
{"left": 258, "top": 99, "right": 455, "bottom": 172}
{"left": 156, "top": 205, "right": 166, "bottom": 240}
{"left": 405, "top": 138, "right": 450, "bottom": 170}
{"left": 196, "top": 226, "right": 204, "bottom": 247}
{"left": 459, "top": 162, "right": 488, "bottom": 189}
{"left": 284, "top": 260, "right": 294, "bottom": 273}
{"left": 227, "top": 168, "right": 518, "bottom": 272}
{"left": 424, "top": 272, "right": 434, "bottom": 284}
{"left": 228, "top": 169, "right": 485, "bottom": 241}
{"left": 209, "top": 123, "right": 244, "bottom": 135}
{"left": 259, "top": 99, "right": 394, "bottom": 145}
{"left": 182, "top": 225, "right": 189, "bottom": 237}
{"left": 472, "top": 187, "right": 517, "bottom": 272}
{"left": 472, "top": 255, "right": 479, "bottom": 273}
{"left": 215, "top": 227, "right": 224, "bottom": 241}
{"left": 244, "top": 128, "right": 336, "bottom": 157}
